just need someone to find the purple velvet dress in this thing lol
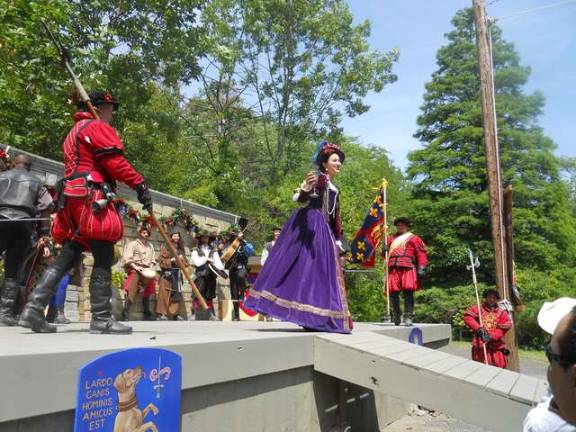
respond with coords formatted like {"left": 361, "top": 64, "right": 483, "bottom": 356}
{"left": 244, "top": 175, "right": 352, "bottom": 333}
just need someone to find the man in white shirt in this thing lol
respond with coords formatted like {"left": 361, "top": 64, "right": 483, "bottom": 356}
{"left": 260, "top": 227, "right": 281, "bottom": 266}
{"left": 191, "top": 231, "right": 224, "bottom": 320}
{"left": 523, "top": 298, "right": 576, "bottom": 432}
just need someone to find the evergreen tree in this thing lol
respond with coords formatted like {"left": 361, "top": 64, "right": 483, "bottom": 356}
{"left": 407, "top": 8, "right": 576, "bottom": 285}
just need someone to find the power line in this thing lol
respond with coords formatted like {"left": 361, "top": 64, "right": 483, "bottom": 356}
{"left": 494, "top": 0, "right": 576, "bottom": 21}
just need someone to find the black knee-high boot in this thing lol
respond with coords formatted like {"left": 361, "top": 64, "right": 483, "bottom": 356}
{"left": 142, "top": 297, "right": 155, "bottom": 321}
{"left": 403, "top": 291, "right": 415, "bottom": 326}
{"left": 54, "top": 306, "right": 71, "bottom": 324}
{"left": 121, "top": 298, "right": 132, "bottom": 321}
{"left": 390, "top": 292, "right": 402, "bottom": 326}
{"left": 0, "top": 279, "right": 21, "bottom": 326}
{"left": 19, "top": 242, "right": 83, "bottom": 333}
{"left": 89, "top": 267, "right": 132, "bottom": 334}
{"left": 232, "top": 301, "right": 240, "bottom": 321}
{"left": 46, "top": 304, "right": 57, "bottom": 323}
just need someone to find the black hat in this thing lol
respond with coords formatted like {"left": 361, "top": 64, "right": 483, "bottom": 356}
{"left": 87, "top": 91, "right": 119, "bottom": 110}
{"left": 393, "top": 217, "right": 411, "bottom": 227}
{"left": 482, "top": 288, "right": 501, "bottom": 299}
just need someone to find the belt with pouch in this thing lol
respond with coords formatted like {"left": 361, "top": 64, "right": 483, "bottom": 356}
{"left": 56, "top": 173, "right": 113, "bottom": 211}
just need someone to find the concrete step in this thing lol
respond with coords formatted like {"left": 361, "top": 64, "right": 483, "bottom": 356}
{"left": 314, "top": 332, "right": 548, "bottom": 432}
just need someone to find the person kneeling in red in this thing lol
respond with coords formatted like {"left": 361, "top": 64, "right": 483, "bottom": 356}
{"left": 19, "top": 91, "right": 152, "bottom": 334}
{"left": 464, "top": 288, "right": 512, "bottom": 368}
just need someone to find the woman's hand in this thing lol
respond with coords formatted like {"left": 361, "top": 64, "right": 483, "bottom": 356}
{"left": 302, "top": 171, "right": 317, "bottom": 192}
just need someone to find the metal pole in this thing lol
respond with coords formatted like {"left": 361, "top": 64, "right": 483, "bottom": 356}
{"left": 468, "top": 249, "right": 489, "bottom": 365}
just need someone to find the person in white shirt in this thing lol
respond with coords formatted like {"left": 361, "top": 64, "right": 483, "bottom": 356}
{"left": 260, "top": 227, "right": 281, "bottom": 266}
{"left": 523, "top": 298, "right": 576, "bottom": 432}
{"left": 191, "top": 231, "right": 224, "bottom": 320}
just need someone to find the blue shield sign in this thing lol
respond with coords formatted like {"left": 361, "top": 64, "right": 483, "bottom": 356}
{"left": 74, "top": 348, "right": 182, "bottom": 432}
{"left": 408, "top": 327, "right": 423, "bottom": 346}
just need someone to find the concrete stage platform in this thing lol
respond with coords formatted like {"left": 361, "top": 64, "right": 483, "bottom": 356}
{"left": 0, "top": 321, "right": 450, "bottom": 431}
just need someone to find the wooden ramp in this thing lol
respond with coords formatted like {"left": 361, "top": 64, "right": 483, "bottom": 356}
{"left": 314, "top": 331, "right": 548, "bottom": 432}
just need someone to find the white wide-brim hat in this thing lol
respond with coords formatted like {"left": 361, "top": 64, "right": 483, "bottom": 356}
{"left": 537, "top": 297, "right": 576, "bottom": 335}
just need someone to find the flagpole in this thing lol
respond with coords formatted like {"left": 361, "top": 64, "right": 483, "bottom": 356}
{"left": 381, "top": 178, "right": 391, "bottom": 319}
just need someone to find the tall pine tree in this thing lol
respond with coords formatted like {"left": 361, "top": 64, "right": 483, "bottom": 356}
{"left": 407, "top": 8, "right": 576, "bottom": 286}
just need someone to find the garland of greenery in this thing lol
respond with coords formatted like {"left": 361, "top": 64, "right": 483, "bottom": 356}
{"left": 115, "top": 199, "right": 200, "bottom": 233}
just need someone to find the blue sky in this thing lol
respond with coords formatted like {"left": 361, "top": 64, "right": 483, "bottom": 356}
{"left": 343, "top": 0, "right": 576, "bottom": 171}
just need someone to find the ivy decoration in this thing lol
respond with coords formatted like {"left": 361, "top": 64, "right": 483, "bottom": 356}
{"left": 168, "top": 207, "right": 199, "bottom": 232}
{"left": 128, "top": 208, "right": 141, "bottom": 223}
{"left": 159, "top": 216, "right": 174, "bottom": 226}
{"left": 117, "top": 202, "right": 196, "bottom": 231}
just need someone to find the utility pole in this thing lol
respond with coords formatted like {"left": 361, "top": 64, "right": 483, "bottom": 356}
{"left": 472, "top": 0, "right": 519, "bottom": 371}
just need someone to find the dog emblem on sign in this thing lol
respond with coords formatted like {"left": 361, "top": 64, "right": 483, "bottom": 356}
{"left": 74, "top": 348, "right": 182, "bottom": 432}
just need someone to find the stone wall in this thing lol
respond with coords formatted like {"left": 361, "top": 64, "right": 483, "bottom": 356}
{"left": 74, "top": 215, "right": 235, "bottom": 322}
{"left": 1, "top": 144, "right": 240, "bottom": 321}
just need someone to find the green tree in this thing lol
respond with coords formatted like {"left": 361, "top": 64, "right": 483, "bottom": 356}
{"left": 0, "top": 0, "right": 203, "bottom": 159}
{"left": 193, "top": 0, "right": 399, "bottom": 184}
{"left": 134, "top": 0, "right": 402, "bottom": 216}
{"left": 407, "top": 8, "right": 576, "bottom": 287}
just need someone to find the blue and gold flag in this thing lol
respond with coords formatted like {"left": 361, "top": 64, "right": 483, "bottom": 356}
{"left": 349, "top": 190, "right": 385, "bottom": 268}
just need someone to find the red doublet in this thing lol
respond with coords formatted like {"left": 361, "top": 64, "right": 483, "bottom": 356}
{"left": 52, "top": 112, "right": 144, "bottom": 247}
{"left": 385, "top": 233, "right": 428, "bottom": 293}
{"left": 464, "top": 303, "right": 512, "bottom": 368}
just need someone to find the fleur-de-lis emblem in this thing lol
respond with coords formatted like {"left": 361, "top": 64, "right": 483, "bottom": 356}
{"left": 355, "top": 252, "right": 365, "bottom": 261}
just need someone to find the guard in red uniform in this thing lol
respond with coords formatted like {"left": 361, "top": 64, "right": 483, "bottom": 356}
{"left": 19, "top": 91, "right": 153, "bottom": 334}
{"left": 385, "top": 217, "right": 428, "bottom": 326}
{"left": 464, "top": 288, "right": 512, "bottom": 368}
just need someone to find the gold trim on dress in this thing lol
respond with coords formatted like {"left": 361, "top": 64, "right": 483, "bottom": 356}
{"left": 249, "top": 289, "right": 350, "bottom": 320}
{"left": 332, "top": 239, "right": 351, "bottom": 331}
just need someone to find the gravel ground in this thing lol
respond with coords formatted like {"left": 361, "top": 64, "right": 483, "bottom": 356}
{"left": 382, "top": 342, "right": 548, "bottom": 432}
{"left": 383, "top": 409, "right": 490, "bottom": 432}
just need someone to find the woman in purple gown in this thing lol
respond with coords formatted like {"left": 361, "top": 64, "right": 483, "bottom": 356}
{"left": 244, "top": 142, "right": 352, "bottom": 333}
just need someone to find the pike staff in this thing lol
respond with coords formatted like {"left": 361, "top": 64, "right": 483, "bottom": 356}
{"left": 41, "top": 20, "right": 208, "bottom": 310}
{"left": 467, "top": 248, "right": 489, "bottom": 365}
